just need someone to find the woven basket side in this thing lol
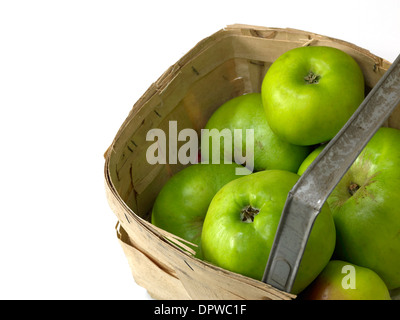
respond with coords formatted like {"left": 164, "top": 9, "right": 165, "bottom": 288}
{"left": 116, "top": 223, "right": 191, "bottom": 300}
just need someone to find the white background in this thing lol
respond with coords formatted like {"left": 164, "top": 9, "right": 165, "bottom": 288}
{"left": 0, "top": 0, "right": 399, "bottom": 300}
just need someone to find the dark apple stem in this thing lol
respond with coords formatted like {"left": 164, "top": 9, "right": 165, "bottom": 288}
{"left": 304, "top": 71, "right": 321, "bottom": 84}
{"left": 240, "top": 205, "right": 260, "bottom": 223}
{"left": 348, "top": 182, "right": 360, "bottom": 196}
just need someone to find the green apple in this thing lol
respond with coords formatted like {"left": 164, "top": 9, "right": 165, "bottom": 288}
{"left": 297, "top": 127, "right": 400, "bottom": 289}
{"left": 151, "top": 163, "right": 247, "bottom": 259}
{"left": 261, "top": 46, "right": 365, "bottom": 146}
{"left": 201, "top": 169, "right": 336, "bottom": 294}
{"left": 201, "top": 93, "right": 311, "bottom": 172}
{"left": 300, "top": 260, "right": 391, "bottom": 300}
{"left": 297, "top": 144, "right": 326, "bottom": 175}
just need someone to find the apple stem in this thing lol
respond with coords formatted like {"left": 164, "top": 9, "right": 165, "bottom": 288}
{"left": 304, "top": 71, "right": 321, "bottom": 84}
{"left": 348, "top": 182, "right": 361, "bottom": 196}
{"left": 240, "top": 205, "right": 260, "bottom": 223}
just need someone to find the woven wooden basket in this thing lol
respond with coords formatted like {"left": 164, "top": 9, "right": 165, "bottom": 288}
{"left": 104, "top": 24, "right": 400, "bottom": 300}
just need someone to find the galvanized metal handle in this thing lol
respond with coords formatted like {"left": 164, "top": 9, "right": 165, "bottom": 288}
{"left": 262, "top": 53, "right": 400, "bottom": 293}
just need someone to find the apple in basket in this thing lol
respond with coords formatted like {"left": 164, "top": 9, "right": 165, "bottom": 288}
{"left": 201, "top": 169, "right": 336, "bottom": 295}
{"left": 201, "top": 92, "right": 311, "bottom": 173}
{"left": 261, "top": 46, "right": 365, "bottom": 146}
{"left": 297, "top": 127, "right": 400, "bottom": 290}
{"left": 299, "top": 260, "right": 391, "bottom": 300}
{"left": 151, "top": 163, "right": 248, "bottom": 259}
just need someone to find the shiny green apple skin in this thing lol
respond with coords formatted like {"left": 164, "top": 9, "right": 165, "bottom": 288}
{"left": 297, "top": 144, "right": 326, "bottom": 175}
{"left": 300, "top": 260, "right": 391, "bottom": 300}
{"left": 201, "top": 169, "right": 336, "bottom": 294}
{"left": 202, "top": 93, "right": 311, "bottom": 172}
{"left": 262, "top": 46, "right": 365, "bottom": 146}
{"left": 151, "top": 163, "right": 247, "bottom": 259}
